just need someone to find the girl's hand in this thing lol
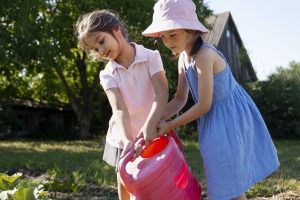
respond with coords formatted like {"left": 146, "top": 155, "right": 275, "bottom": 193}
{"left": 138, "top": 124, "right": 157, "bottom": 146}
{"left": 120, "top": 140, "right": 134, "bottom": 158}
{"left": 133, "top": 143, "right": 143, "bottom": 159}
{"left": 157, "top": 120, "right": 172, "bottom": 136}
{"left": 120, "top": 138, "right": 143, "bottom": 160}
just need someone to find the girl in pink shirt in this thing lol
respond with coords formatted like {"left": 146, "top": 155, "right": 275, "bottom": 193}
{"left": 75, "top": 10, "right": 168, "bottom": 199}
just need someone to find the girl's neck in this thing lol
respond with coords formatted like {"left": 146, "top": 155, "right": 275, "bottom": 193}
{"left": 114, "top": 42, "right": 135, "bottom": 69}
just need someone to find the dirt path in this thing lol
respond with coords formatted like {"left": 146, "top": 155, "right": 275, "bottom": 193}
{"left": 52, "top": 184, "right": 118, "bottom": 200}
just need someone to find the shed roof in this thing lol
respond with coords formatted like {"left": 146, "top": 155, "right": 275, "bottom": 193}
{"left": 204, "top": 11, "right": 231, "bottom": 46}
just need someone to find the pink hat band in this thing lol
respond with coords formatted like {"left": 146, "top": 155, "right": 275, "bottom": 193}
{"left": 143, "top": 0, "right": 208, "bottom": 37}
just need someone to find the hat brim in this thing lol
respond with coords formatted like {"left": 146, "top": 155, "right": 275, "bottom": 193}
{"left": 142, "top": 19, "right": 208, "bottom": 37}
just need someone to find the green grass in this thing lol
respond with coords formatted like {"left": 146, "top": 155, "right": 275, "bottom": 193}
{"left": 0, "top": 138, "right": 299, "bottom": 198}
{"left": 0, "top": 140, "right": 117, "bottom": 186}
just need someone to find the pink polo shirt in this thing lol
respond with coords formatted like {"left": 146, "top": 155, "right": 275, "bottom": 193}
{"left": 99, "top": 43, "right": 165, "bottom": 148}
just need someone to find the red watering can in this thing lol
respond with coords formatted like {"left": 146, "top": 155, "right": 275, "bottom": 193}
{"left": 119, "top": 130, "right": 201, "bottom": 200}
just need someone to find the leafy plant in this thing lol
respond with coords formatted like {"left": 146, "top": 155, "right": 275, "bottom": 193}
{"left": 246, "top": 61, "right": 300, "bottom": 138}
{"left": 0, "top": 173, "right": 49, "bottom": 200}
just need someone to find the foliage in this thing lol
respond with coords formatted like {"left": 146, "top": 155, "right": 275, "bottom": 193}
{"left": 0, "top": 171, "right": 87, "bottom": 200}
{"left": 0, "top": 173, "right": 49, "bottom": 200}
{"left": 246, "top": 61, "right": 300, "bottom": 138}
{"left": 42, "top": 170, "right": 86, "bottom": 199}
{"left": 0, "top": 0, "right": 212, "bottom": 137}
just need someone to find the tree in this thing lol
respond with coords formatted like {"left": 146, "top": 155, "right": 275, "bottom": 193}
{"left": 247, "top": 62, "right": 300, "bottom": 138}
{"left": 0, "top": 0, "right": 212, "bottom": 138}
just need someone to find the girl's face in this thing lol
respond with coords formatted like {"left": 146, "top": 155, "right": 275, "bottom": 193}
{"left": 159, "top": 29, "right": 193, "bottom": 54}
{"left": 82, "top": 29, "right": 121, "bottom": 60}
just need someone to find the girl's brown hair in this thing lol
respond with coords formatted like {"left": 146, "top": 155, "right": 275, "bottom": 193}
{"left": 75, "top": 9, "right": 128, "bottom": 61}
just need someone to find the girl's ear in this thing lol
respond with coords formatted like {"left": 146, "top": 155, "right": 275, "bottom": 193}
{"left": 112, "top": 26, "right": 123, "bottom": 39}
{"left": 112, "top": 26, "right": 120, "bottom": 34}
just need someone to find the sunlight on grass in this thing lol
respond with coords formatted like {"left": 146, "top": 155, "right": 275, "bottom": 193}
{"left": 0, "top": 139, "right": 117, "bottom": 186}
{"left": 247, "top": 175, "right": 300, "bottom": 198}
{"left": 0, "top": 138, "right": 299, "bottom": 198}
{"left": 0, "top": 140, "right": 100, "bottom": 152}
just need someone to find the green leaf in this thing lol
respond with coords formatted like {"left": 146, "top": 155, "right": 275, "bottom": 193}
{"left": 16, "top": 179, "right": 39, "bottom": 189}
{"left": 0, "top": 173, "right": 22, "bottom": 190}
{"left": 13, "top": 187, "right": 36, "bottom": 200}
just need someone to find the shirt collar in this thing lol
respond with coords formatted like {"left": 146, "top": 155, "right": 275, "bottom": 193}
{"left": 107, "top": 42, "right": 148, "bottom": 72}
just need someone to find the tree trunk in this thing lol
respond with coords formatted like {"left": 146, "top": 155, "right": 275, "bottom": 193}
{"left": 78, "top": 111, "right": 92, "bottom": 139}
{"left": 54, "top": 52, "right": 102, "bottom": 139}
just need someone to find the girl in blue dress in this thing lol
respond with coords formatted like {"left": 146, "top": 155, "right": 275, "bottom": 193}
{"left": 142, "top": 0, "right": 280, "bottom": 199}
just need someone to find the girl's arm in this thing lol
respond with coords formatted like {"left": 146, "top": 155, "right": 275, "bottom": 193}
{"left": 140, "top": 71, "right": 169, "bottom": 145}
{"left": 158, "top": 48, "right": 214, "bottom": 134}
{"left": 105, "top": 88, "right": 134, "bottom": 156}
{"left": 160, "top": 61, "right": 189, "bottom": 120}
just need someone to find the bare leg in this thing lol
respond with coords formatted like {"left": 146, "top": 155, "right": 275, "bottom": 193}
{"left": 232, "top": 193, "right": 247, "bottom": 200}
{"left": 117, "top": 172, "right": 130, "bottom": 200}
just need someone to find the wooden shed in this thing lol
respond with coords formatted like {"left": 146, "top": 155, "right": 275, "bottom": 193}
{"left": 204, "top": 12, "right": 258, "bottom": 82}
{"left": 1, "top": 99, "right": 76, "bottom": 137}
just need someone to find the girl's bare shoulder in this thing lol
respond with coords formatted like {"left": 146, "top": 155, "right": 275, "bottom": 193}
{"left": 194, "top": 47, "right": 215, "bottom": 68}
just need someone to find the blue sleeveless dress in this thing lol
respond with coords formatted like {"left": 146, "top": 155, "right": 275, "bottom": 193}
{"left": 183, "top": 44, "right": 280, "bottom": 200}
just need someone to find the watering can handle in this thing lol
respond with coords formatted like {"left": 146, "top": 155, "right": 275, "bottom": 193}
{"left": 168, "top": 129, "right": 183, "bottom": 152}
{"left": 118, "top": 130, "right": 182, "bottom": 179}
{"left": 118, "top": 137, "right": 145, "bottom": 174}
